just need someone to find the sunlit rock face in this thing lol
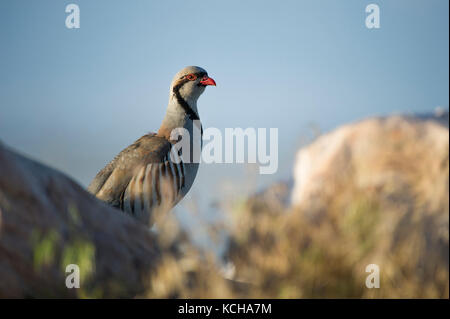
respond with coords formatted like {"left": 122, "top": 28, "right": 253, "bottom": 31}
{"left": 291, "top": 112, "right": 449, "bottom": 209}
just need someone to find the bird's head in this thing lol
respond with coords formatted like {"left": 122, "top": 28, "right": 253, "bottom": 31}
{"left": 170, "top": 66, "right": 216, "bottom": 104}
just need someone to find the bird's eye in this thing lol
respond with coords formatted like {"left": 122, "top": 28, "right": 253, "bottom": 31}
{"left": 186, "top": 74, "right": 197, "bottom": 81}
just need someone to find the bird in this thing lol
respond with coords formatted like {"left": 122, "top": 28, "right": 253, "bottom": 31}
{"left": 88, "top": 66, "right": 216, "bottom": 225}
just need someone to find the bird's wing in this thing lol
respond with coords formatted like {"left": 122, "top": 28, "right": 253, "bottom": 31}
{"left": 88, "top": 133, "right": 156, "bottom": 194}
{"left": 88, "top": 133, "right": 186, "bottom": 224}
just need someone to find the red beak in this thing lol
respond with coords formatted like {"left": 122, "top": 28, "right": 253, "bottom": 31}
{"left": 199, "top": 76, "right": 216, "bottom": 86}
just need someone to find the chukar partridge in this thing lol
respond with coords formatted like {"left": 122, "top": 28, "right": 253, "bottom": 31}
{"left": 88, "top": 66, "right": 216, "bottom": 225}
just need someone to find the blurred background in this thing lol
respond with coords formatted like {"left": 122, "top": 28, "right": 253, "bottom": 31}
{"left": 0, "top": 0, "right": 448, "bottom": 280}
{"left": 1, "top": 1, "right": 448, "bottom": 186}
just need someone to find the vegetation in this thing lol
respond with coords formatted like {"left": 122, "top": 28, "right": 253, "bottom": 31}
{"left": 22, "top": 116, "right": 450, "bottom": 298}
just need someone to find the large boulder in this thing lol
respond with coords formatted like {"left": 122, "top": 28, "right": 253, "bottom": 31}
{"left": 292, "top": 113, "right": 449, "bottom": 208}
{"left": 0, "top": 142, "right": 162, "bottom": 298}
{"left": 284, "top": 113, "right": 449, "bottom": 297}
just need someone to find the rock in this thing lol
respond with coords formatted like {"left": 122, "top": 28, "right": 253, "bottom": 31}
{"left": 0, "top": 142, "right": 162, "bottom": 298}
{"left": 288, "top": 113, "right": 449, "bottom": 297}
{"left": 291, "top": 113, "right": 449, "bottom": 208}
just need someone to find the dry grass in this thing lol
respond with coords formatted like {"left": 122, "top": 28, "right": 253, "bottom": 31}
{"left": 142, "top": 176, "right": 448, "bottom": 298}
{"left": 142, "top": 118, "right": 449, "bottom": 299}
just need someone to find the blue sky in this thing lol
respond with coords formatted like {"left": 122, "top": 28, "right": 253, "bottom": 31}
{"left": 0, "top": 1, "right": 448, "bottom": 225}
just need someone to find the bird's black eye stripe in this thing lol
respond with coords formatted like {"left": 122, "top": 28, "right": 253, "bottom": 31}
{"left": 180, "top": 72, "right": 207, "bottom": 80}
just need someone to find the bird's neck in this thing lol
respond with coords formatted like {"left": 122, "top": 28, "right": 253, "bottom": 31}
{"left": 158, "top": 94, "right": 201, "bottom": 141}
